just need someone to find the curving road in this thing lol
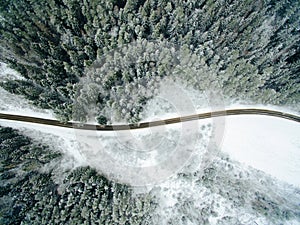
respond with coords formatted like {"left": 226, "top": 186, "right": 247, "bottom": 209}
{"left": 0, "top": 109, "right": 299, "bottom": 131}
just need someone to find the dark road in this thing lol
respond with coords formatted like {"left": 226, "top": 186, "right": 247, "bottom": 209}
{"left": 0, "top": 108, "right": 299, "bottom": 131}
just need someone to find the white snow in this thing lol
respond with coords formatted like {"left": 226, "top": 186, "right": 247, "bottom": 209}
{"left": 1, "top": 82, "right": 299, "bottom": 188}
{"left": 140, "top": 79, "right": 300, "bottom": 188}
{"left": 0, "top": 62, "right": 24, "bottom": 81}
{"left": 0, "top": 119, "right": 85, "bottom": 164}
{"left": 1, "top": 64, "right": 300, "bottom": 223}
{"left": 221, "top": 115, "right": 300, "bottom": 187}
{"left": 149, "top": 151, "right": 300, "bottom": 225}
{"left": 0, "top": 62, "right": 55, "bottom": 119}
{"left": 140, "top": 79, "right": 299, "bottom": 122}
{"left": 225, "top": 102, "right": 300, "bottom": 117}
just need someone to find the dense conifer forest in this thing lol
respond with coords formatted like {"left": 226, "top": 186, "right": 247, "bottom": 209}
{"left": 0, "top": 0, "right": 299, "bottom": 123}
{"left": 1, "top": 0, "right": 300, "bottom": 224}
{"left": 0, "top": 126, "right": 154, "bottom": 224}
{"left": 1, "top": 126, "right": 299, "bottom": 224}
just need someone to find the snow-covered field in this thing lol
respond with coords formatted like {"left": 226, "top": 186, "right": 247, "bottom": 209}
{"left": 222, "top": 115, "right": 300, "bottom": 187}
{"left": 1, "top": 64, "right": 300, "bottom": 223}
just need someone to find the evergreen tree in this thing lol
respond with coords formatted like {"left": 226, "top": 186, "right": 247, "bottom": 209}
{"left": 0, "top": 0, "right": 299, "bottom": 122}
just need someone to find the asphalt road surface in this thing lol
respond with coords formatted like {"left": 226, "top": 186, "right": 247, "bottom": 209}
{"left": 0, "top": 108, "right": 299, "bottom": 131}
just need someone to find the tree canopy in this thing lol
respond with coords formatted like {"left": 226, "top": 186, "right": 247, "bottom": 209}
{"left": 0, "top": 0, "right": 299, "bottom": 122}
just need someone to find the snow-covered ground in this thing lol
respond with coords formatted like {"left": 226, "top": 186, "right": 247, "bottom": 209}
{"left": 139, "top": 79, "right": 300, "bottom": 188}
{"left": 0, "top": 117, "right": 213, "bottom": 186}
{"left": 1, "top": 62, "right": 299, "bottom": 186}
{"left": 1, "top": 117, "right": 299, "bottom": 224}
{"left": 0, "top": 62, "right": 24, "bottom": 81}
{"left": 0, "top": 62, "right": 55, "bottom": 119}
{"left": 222, "top": 115, "right": 300, "bottom": 187}
{"left": 1, "top": 113, "right": 299, "bottom": 188}
{"left": 149, "top": 151, "right": 300, "bottom": 225}
{"left": 1, "top": 63, "right": 300, "bottom": 223}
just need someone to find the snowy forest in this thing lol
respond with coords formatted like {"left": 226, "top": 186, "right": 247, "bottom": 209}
{"left": 0, "top": 127, "right": 154, "bottom": 224}
{"left": 0, "top": 0, "right": 299, "bottom": 123}
{"left": 1, "top": 0, "right": 300, "bottom": 224}
{"left": 1, "top": 126, "right": 300, "bottom": 224}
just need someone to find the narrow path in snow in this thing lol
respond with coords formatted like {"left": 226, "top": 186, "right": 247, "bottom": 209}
{"left": 0, "top": 108, "right": 299, "bottom": 130}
